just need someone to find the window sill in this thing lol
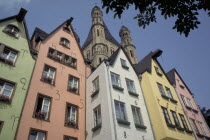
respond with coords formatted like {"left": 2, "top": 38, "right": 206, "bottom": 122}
{"left": 0, "top": 57, "right": 15, "bottom": 66}
{"left": 170, "top": 98, "right": 178, "bottom": 104}
{"left": 40, "top": 79, "right": 55, "bottom": 86}
{"left": 65, "top": 122, "right": 78, "bottom": 129}
{"left": 197, "top": 133, "right": 205, "bottom": 138}
{"left": 33, "top": 116, "right": 50, "bottom": 122}
{"left": 185, "top": 106, "right": 192, "bottom": 110}
{"left": 0, "top": 97, "right": 12, "bottom": 104}
{"left": 117, "top": 119, "right": 130, "bottom": 125}
{"left": 161, "top": 94, "right": 170, "bottom": 100}
{"left": 192, "top": 109, "right": 198, "bottom": 113}
{"left": 112, "top": 85, "right": 124, "bottom": 91}
{"left": 128, "top": 91, "right": 139, "bottom": 97}
{"left": 176, "top": 126, "right": 185, "bottom": 131}
{"left": 91, "top": 89, "right": 99, "bottom": 98}
{"left": 92, "top": 123, "right": 102, "bottom": 132}
{"left": 67, "top": 88, "right": 79, "bottom": 95}
{"left": 167, "top": 123, "right": 176, "bottom": 129}
{"left": 135, "top": 124, "right": 147, "bottom": 129}
{"left": 122, "top": 65, "right": 129, "bottom": 70}
{"left": 185, "top": 129, "right": 193, "bottom": 134}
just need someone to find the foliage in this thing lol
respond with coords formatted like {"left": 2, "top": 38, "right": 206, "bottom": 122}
{"left": 101, "top": 0, "right": 210, "bottom": 37}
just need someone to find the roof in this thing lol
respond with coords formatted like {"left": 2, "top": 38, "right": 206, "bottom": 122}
{"left": 82, "top": 22, "right": 121, "bottom": 49}
{"left": 134, "top": 49, "right": 163, "bottom": 74}
{"left": 31, "top": 27, "right": 48, "bottom": 42}
{"left": 166, "top": 68, "right": 193, "bottom": 95}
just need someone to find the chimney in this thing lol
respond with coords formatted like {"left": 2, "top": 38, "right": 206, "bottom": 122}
{"left": 16, "top": 8, "right": 27, "bottom": 22}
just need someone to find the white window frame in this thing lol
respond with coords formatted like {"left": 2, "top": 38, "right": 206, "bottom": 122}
{"left": 115, "top": 100, "right": 127, "bottom": 121}
{"left": 180, "top": 95, "right": 188, "bottom": 106}
{"left": 121, "top": 59, "right": 127, "bottom": 67}
{"left": 69, "top": 76, "right": 79, "bottom": 90}
{"left": 126, "top": 78, "right": 136, "bottom": 93}
{"left": 186, "top": 98, "right": 194, "bottom": 109}
{"left": 157, "top": 83, "right": 166, "bottom": 95}
{"left": 198, "top": 121, "right": 206, "bottom": 136}
{"left": 92, "top": 77, "right": 99, "bottom": 92}
{"left": 190, "top": 118, "right": 199, "bottom": 133}
{"left": 93, "top": 105, "right": 101, "bottom": 127}
{"left": 131, "top": 106, "right": 143, "bottom": 125}
{"left": 67, "top": 105, "right": 78, "bottom": 123}
{"left": 41, "top": 97, "right": 50, "bottom": 120}
{"left": 43, "top": 66, "right": 55, "bottom": 83}
{"left": 111, "top": 72, "right": 121, "bottom": 87}
{"left": 60, "top": 38, "right": 70, "bottom": 48}
{"left": 161, "top": 107, "right": 172, "bottom": 125}
{"left": 0, "top": 81, "right": 14, "bottom": 98}
{"left": 171, "top": 111, "right": 180, "bottom": 127}
{"left": 4, "top": 25, "right": 20, "bottom": 38}
{"left": 29, "top": 130, "right": 46, "bottom": 140}
{"left": 179, "top": 114, "right": 189, "bottom": 130}
{"left": 166, "top": 87, "right": 173, "bottom": 99}
{"left": 0, "top": 48, "right": 18, "bottom": 63}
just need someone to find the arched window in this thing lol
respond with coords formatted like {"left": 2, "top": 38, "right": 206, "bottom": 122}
{"left": 86, "top": 51, "right": 90, "bottom": 59}
{"left": 4, "top": 24, "right": 20, "bottom": 38}
{"left": 63, "top": 27, "right": 71, "bottom": 34}
{"left": 130, "top": 50, "right": 133, "bottom": 57}
{"left": 60, "top": 37, "right": 70, "bottom": 48}
{"left": 97, "top": 30, "right": 99, "bottom": 36}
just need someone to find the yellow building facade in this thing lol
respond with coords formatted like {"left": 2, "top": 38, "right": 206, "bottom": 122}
{"left": 135, "top": 50, "right": 195, "bottom": 140}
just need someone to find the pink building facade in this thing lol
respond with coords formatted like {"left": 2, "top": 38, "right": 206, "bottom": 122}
{"left": 16, "top": 19, "right": 90, "bottom": 140}
{"left": 167, "top": 69, "right": 210, "bottom": 140}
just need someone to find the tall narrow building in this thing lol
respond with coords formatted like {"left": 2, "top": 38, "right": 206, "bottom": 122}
{"left": 82, "top": 6, "right": 121, "bottom": 67}
{"left": 0, "top": 8, "right": 35, "bottom": 140}
{"left": 167, "top": 69, "right": 210, "bottom": 140}
{"left": 119, "top": 26, "right": 138, "bottom": 64}
{"left": 16, "top": 18, "right": 90, "bottom": 140}
{"left": 86, "top": 47, "right": 154, "bottom": 140}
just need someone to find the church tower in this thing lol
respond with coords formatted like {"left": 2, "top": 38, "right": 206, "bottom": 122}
{"left": 119, "top": 26, "right": 138, "bottom": 64}
{"left": 82, "top": 6, "right": 120, "bottom": 67}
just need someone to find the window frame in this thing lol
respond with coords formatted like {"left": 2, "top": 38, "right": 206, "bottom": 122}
{"left": 41, "top": 64, "right": 56, "bottom": 86}
{"left": 93, "top": 105, "right": 102, "bottom": 127}
{"left": 114, "top": 100, "right": 128, "bottom": 121}
{"left": 179, "top": 114, "right": 189, "bottom": 130}
{"left": 63, "top": 135, "right": 78, "bottom": 140}
{"left": 33, "top": 93, "right": 52, "bottom": 121}
{"left": 161, "top": 106, "right": 173, "bottom": 126}
{"left": 165, "top": 87, "right": 173, "bottom": 99}
{"left": 0, "top": 44, "right": 19, "bottom": 66}
{"left": 126, "top": 78, "right": 136, "bottom": 93}
{"left": 28, "top": 128, "right": 47, "bottom": 140}
{"left": 111, "top": 72, "right": 121, "bottom": 88}
{"left": 198, "top": 121, "right": 206, "bottom": 136}
{"left": 190, "top": 118, "right": 200, "bottom": 133}
{"left": 170, "top": 110, "right": 181, "bottom": 127}
{"left": 65, "top": 103, "right": 79, "bottom": 129}
{"left": 3, "top": 24, "right": 20, "bottom": 38}
{"left": 92, "top": 76, "right": 99, "bottom": 93}
{"left": 68, "top": 75, "right": 80, "bottom": 95}
{"left": 60, "top": 37, "right": 70, "bottom": 48}
{"left": 157, "top": 83, "right": 166, "bottom": 96}
{"left": 154, "top": 66, "right": 162, "bottom": 76}
{"left": 131, "top": 105, "right": 144, "bottom": 126}
{"left": 0, "top": 78, "right": 16, "bottom": 104}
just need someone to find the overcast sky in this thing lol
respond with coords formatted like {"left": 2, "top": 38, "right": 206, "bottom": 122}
{"left": 0, "top": 0, "right": 209, "bottom": 108}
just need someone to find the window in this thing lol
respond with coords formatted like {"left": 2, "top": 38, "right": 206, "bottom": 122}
{"left": 3, "top": 24, "right": 20, "bottom": 38}
{"left": 0, "top": 46, "right": 18, "bottom": 65}
{"left": 63, "top": 27, "right": 71, "bottom": 34}
{"left": 115, "top": 100, "right": 127, "bottom": 121}
{"left": 34, "top": 95, "right": 51, "bottom": 121}
{"left": 0, "top": 121, "right": 4, "bottom": 133}
{"left": 86, "top": 51, "right": 90, "bottom": 59}
{"left": 198, "top": 122, "right": 206, "bottom": 136}
{"left": 157, "top": 83, "right": 166, "bottom": 95}
{"left": 48, "top": 48, "right": 77, "bottom": 69}
{"left": 60, "top": 38, "right": 70, "bottom": 48}
{"left": 93, "top": 105, "right": 101, "bottom": 127}
{"left": 29, "top": 129, "right": 46, "bottom": 140}
{"left": 41, "top": 65, "right": 56, "bottom": 85}
{"left": 126, "top": 79, "right": 136, "bottom": 93}
{"left": 99, "top": 57, "right": 102, "bottom": 63}
{"left": 179, "top": 114, "right": 189, "bottom": 130}
{"left": 111, "top": 48, "right": 114, "bottom": 55}
{"left": 64, "top": 136, "right": 77, "bottom": 140}
{"left": 97, "top": 30, "right": 99, "bottom": 36}
{"left": 131, "top": 106, "right": 143, "bottom": 125}
{"left": 111, "top": 72, "right": 121, "bottom": 87}
{"left": 92, "top": 77, "right": 99, "bottom": 93}
{"left": 166, "top": 87, "right": 173, "bottom": 99}
{"left": 130, "top": 50, "right": 133, "bottom": 57}
{"left": 180, "top": 95, "right": 188, "bottom": 106}
{"left": 161, "top": 107, "right": 172, "bottom": 125}
{"left": 121, "top": 59, "right": 129, "bottom": 69}
{"left": 186, "top": 98, "right": 194, "bottom": 109}
{"left": 68, "top": 76, "right": 79, "bottom": 94}
{"left": 65, "top": 104, "right": 78, "bottom": 128}
{"left": 177, "top": 79, "right": 185, "bottom": 88}
{"left": 190, "top": 118, "right": 199, "bottom": 133}
{"left": 155, "top": 66, "right": 162, "bottom": 76}
{"left": 171, "top": 111, "right": 181, "bottom": 127}
{"left": 0, "top": 79, "right": 14, "bottom": 103}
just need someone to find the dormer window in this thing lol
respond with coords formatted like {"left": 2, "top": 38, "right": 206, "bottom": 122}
{"left": 60, "top": 38, "right": 70, "bottom": 48}
{"left": 63, "top": 27, "right": 71, "bottom": 34}
{"left": 3, "top": 24, "right": 20, "bottom": 38}
{"left": 155, "top": 66, "right": 162, "bottom": 76}
{"left": 177, "top": 79, "right": 185, "bottom": 89}
{"left": 121, "top": 59, "right": 129, "bottom": 69}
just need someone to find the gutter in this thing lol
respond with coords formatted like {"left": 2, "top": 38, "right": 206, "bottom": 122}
{"left": 105, "top": 61, "right": 118, "bottom": 140}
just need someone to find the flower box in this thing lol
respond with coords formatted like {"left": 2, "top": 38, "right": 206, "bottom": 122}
{"left": 65, "top": 120, "right": 78, "bottom": 128}
{"left": 0, "top": 94, "right": 11, "bottom": 103}
{"left": 117, "top": 119, "right": 130, "bottom": 125}
{"left": 35, "top": 110, "right": 48, "bottom": 120}
{"left": 91, "top": 89, "right": 99, "bottom": 98}
{"left": 128, "top": 91, "right": 139, "bottom": 97}
{"left": 135, "top": 124, "right": 147, "bottom": 129}
{"left": 112, "top": 85, "right": 124, "bottom": 91}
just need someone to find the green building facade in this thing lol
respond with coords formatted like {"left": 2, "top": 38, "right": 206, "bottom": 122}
{"left": 0, "top": 8, "right": 35, "bottom": 140}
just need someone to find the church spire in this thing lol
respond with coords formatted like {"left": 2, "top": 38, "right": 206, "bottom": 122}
{"left": 119, "top": 25, "right": 138, "bottom": 64}
{"left": 91, "top": 6, "right": 103, "bottom": 25}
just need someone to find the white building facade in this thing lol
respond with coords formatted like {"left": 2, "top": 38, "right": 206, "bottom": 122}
{"left": 86, "top": 48, "right": 154, "bottom": 140}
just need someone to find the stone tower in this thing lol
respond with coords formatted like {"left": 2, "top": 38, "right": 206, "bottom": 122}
{"left": 82, "top": 6, "right": 120, "bottom": 67}
{"left": 119, "top": 26, "right": 138, "bottom": 64}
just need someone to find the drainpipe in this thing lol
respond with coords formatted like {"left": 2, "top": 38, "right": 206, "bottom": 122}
{"left": 138, "top": 74, "right": 156, "bottom": 140}
{"left": 105, "top": 61, "right": 118, "bottom": 140}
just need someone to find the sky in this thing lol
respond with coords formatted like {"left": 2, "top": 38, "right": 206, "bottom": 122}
{"left": 0, "top": 0, "right": 209, "bottom": 108}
